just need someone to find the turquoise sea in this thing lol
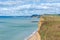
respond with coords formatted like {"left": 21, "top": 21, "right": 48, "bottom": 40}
{"left": 0, "top": 17, "right": 40, "bottom": 40}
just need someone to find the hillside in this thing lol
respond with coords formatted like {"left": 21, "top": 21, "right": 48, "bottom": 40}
{"left": 39, "top": 15, "right": 60, "bottom": 40}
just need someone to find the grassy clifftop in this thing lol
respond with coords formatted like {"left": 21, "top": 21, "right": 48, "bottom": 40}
{"left": 39, "top": 15, "right": 60, "bottom": 40}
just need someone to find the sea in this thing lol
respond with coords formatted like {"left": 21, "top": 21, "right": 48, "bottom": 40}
{"left": 0, "top": 16, "right": 40, "bottom": 40}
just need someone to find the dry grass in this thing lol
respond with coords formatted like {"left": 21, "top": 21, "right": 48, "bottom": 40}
{"left": 40, "top": 16, "right": 60, "bottom": 40}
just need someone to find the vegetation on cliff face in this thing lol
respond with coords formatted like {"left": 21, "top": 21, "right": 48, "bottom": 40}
{"left": 39, "top": 15, "right": 60, "bottom": 40}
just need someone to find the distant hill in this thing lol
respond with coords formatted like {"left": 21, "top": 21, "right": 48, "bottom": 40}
{"left": 31, "top": 14, "right": 41, "bottom": 18}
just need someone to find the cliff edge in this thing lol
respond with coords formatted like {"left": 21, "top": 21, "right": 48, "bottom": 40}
{"left": 27, "top": 15, "right": 60, "bottom": 40}
{"left": 27, "top": 16, "right": 44, "bottom": 40}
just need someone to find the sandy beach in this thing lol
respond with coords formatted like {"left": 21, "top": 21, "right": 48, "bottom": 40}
{"left": 27, "top": 32, "right": 41, "bottom": 40}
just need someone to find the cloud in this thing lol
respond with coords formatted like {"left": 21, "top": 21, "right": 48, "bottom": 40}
{"left": 40, "top": 0, "right": 60, "bottom": 3}
{"left": 0, "top": 1, "right": 25, "bottom": 7}
{"left": 0, "top": 0, "right": 60, "bottom": 16}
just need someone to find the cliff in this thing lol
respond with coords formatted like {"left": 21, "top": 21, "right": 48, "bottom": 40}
{"left": 27, "top": 15, "right": 60, "bottom": 40}
{"left": 27, "top": 16, "right": 44, "bottom": 40}
{"left": 40, "top": 16, "right": 60, "bottom": 40}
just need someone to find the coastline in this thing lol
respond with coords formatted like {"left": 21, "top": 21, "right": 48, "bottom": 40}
{"left": 26, "top": 16, "right": 44, "bottom": 40}
{"left": 25, "top": 29, "right": 41, "bottom": 40}
{"left": 25, "top": 29, "right": 38, "bottom": 40}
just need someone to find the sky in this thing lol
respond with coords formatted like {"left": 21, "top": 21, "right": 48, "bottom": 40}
{"left": 0, "top": 0, "right": 60, "bottom": 16}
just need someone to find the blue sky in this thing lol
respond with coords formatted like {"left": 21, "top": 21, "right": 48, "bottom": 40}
{"left": 0, "top": 0, "right": 60, "bottom": 16}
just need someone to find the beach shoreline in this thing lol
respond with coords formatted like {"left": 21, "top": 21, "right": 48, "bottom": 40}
{"left": 26, "top": 15, "right": 60, "bottom": 40}
{"left": 25, "top": 30, "right": 41, "bottom": 40}
{"left": 26, "top": 16, "right": 44, "bottom": 40}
